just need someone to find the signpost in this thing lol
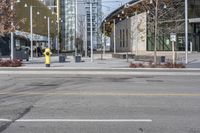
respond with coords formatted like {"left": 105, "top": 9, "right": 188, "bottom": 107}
{"left": 170, "top": 33, "right": 177, "bottom": 65}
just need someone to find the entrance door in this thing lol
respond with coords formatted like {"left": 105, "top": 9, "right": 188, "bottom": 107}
{"left": 192, "top": 23, "right": 200, "bottom": 52}
{"left": 196, "top": 24, "right": 200, "bottom": 52}
{"left": 197, "top": 34, "right": 200, "bottom": 52}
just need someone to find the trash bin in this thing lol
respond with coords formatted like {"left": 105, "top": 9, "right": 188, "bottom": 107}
{"left": 160, "top": 56, "right": 165, "bottom": 63}
{"left": 75, "top": 55, "right": 81, "bottom": 62}
{"left": 59, "top": 55, "right": 65, "bottom": 63}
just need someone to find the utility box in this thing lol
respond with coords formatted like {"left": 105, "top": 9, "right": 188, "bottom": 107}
{"left": 160, "top": 56, "right": 165, "bottom": 63}
{"left": 14, "top": 49, "right": 29, "bottom": 61}
{"left": 59, "top": 55, "right": 66, "bottom": 63}
{"left": 75, "top": 55, "right": 81, "bottom": 63}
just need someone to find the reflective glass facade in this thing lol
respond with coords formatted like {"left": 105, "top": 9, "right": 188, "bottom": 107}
{"left": 189, "top": 0, "right": 200, "bottom": 51}
{"left": 60, "top": 0, "right": 75, "bottom": 51}
{"left": 85, "top": 0, "right": 102, "bottom": 49}
{"left": 146, "top": 0, "right": 200, "bottom": 52}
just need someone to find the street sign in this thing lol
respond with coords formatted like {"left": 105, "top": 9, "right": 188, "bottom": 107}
{"left": 170, "top": 33, "right": 177, "bottom": 42}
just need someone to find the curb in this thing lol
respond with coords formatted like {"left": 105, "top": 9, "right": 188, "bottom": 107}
{"left": 1, "top": 67, "right": 200, "bottom": 71}
{"left": 0, "top": 69, "right": 200, "bottom": 76}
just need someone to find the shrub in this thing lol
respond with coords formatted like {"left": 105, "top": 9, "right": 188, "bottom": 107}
{"left": 0, "top": 59, "right": 22, "bottom": 67}
{"left": 129, "top": 62, "right": 185, "bottom": 68}
{"left": 129, "top": 63, "right": 145, "bottom": 68}
{"left": 129, "top": 63, "right": 137, "bottom": 68}
{"left": 163, "top": 62, "right": 186, "bottom": 68}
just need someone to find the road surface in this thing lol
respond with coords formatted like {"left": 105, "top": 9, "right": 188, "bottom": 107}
{"left": 0, "top": 73, "right": 199, "bottom": 133}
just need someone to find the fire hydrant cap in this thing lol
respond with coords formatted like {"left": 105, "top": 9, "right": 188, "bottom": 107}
{"left": 45, "top": 48, "right": 51, "bottom": 53}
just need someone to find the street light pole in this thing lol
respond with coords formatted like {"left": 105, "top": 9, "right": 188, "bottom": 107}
{"left": 56, "top": 0, "right": 60, "bottom": 56}
{"left": 154, "top": 0, "right": 158, "bottom": 64}
{"left": 113, "top": 19, "right": 116, "bottom": 54}
{"left": 75, "top": 0, "right": 78, "bottom": 56}
{"left": 90, "top": 0, "right": 93, "bottom": 62}
{"left": 103, "top": 21, "right": 106, "bottom": 56}
{"left": 48, "top": 17, "right": 50, "bottom": 48}
{"left": 10, "top": 21, "right": 14, "bottom": 60}
{"left": 30, "top": 5, "right": 33, "bottom": 60}
{"left": 10, "top": 1, "right": 14, "bottom": 60}
{"left": 185, "top": 0, "right": 188, "bottom": 64}
{"left": 85, "top": 15, "right": 88, "bottom": 57}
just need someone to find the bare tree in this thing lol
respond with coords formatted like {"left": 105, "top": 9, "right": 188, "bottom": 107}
{"left": 0, "top": 0, "right": 14, "bottom": 34}
{"left": 139, "top": 0, "right": 184, "bottom": 64}
{"left": 0, "top": 0, "right": 26, "bottom": 35}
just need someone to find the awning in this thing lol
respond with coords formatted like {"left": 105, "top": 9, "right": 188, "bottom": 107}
{"left": 15, "top": 30, "right": 48, "bottom": 42}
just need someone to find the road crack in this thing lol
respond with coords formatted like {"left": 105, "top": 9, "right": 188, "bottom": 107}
{"left": 0, "top": 105, "right": 33, "bottom": 132}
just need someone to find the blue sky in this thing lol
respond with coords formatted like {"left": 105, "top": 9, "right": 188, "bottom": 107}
{"left": 102, "top": 0, "right": 130, "bottom": 15}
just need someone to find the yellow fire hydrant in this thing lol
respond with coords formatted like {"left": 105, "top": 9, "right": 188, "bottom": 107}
{"left": 44, "top": 48, "right": 51, "bottom": 67}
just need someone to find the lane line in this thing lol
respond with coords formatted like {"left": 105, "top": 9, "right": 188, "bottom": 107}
{"left": 0, "top": 92, "right": 200, "bottom": 97}
{"left": 0, "top": 119, "right": 152, "bottom": 122}
{"left": 0, "top": 119, "right": 12, "bottom": 122}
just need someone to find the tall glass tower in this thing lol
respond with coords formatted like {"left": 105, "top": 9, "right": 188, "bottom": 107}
{"left": 60, "top": 0, "right": 102, "bottom": 51}
{"left": 60, "top": 0, "right": 76, "bottom": 51}
{"left": 85, "top": 0, "right": 102, "bottom": 49}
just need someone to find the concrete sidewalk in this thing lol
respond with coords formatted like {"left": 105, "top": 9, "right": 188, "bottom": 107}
{"left": 1, "top": 52, "right": 200, "bottom": 75}
{"left": 2, "top": 53, "right": 200, "bottom": 69}
{"left": 21, "top": 54, "right": 132, "bottom": 69}
{"left": 20, "top": 53, "right": 200, "bottom": 68}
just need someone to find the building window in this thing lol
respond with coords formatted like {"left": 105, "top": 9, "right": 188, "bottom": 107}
{"left": 123, "top": 29, "right": 125, "bottom": 47}
{"left": 126, "top": 29, "right": 128, "bottom": 47}
{"left": 120, "top": 30, "right": 122, "bottom": 47}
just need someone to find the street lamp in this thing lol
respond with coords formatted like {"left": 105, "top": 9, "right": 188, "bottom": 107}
{"left": 47, "top": 3, "right": 61, "bottom": 57}
{"left": 10, "top": 0, "right": 20, "bottom": 60}
{"left": 25, "top": 4, "right": 54, "bottom": 60}
{"left": 113, "top": 19, "right": 116, "bottom": 54}
{"left": 75, "top": 0, "right": 78, "bottom": 56}
{"left": 185, "top": 0, "right": 188, "bottom": 64}
{"left": 90, "top": 0, "right": 93, "bottom": 62}
{"left": 30, "top": 5, "right": 35, "bottom": 60}
{"left": 154, "top": 0, "right": 158, "bottom": 64}
{"left": 44, "top": 16, "right": 51, "bottom": 49}
{"left": 103, "top": 20, "right": 107, "bottom": 57}
{"left": 24, "top": 5, "right": 37, "bottom": 60}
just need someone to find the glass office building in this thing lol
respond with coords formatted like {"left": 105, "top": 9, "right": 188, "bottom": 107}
{"left": 60, "top": 0, "right": 76, "bottom": 51}
{"left": 189, "top": 0, "right": 200, "bottom": 51}
{"left": 85, "top": 0, "right": 102, "bottom": 49}
{"left": 147, "top": 0, "right": 200, "bottom": 52}
{"left": 60, "top": 0, "right": 102, "bottom": 51}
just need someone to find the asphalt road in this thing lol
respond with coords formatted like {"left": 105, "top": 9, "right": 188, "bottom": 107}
{"left": 0, "top": 74, "right": 200, "bottom": 133}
